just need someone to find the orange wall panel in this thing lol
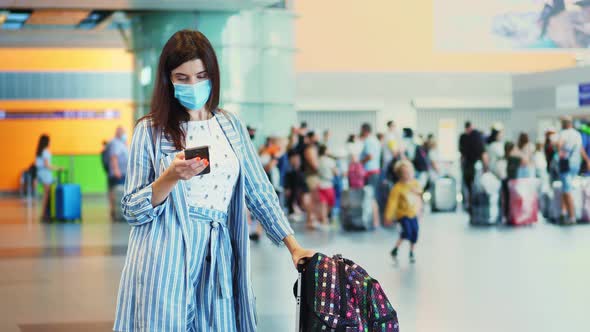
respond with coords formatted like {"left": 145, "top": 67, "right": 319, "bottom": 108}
{"left": 0, "top": 100, "right": 135, "bottom": 191}
{"left": 0, "top": 48, "right": 133, "bottom": 72}
{"left": 295, "top": 0, "right": 577, "bottom": 72}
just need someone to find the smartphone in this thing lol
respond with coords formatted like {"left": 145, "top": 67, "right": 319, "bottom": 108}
{"left": 184, "top": 145, "right": 211, "bottom": 175}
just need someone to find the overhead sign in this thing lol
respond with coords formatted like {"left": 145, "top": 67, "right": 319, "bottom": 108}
{"left": 556, "top": 83, "right": 590, "bottom": 109}
{"left": 0, "top": 110, "right": 120, "bottom": 120}
{"left": 556, "top": 84, "right": 579, "bottom": 110}
{"left": 579, "top": 83, "right": 590, "bottom": 107}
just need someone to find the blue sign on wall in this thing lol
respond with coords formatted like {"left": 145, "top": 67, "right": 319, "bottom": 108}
{"left": 579, "top": 83, "right": 590, "bottom": 107}
{"left": 0, "top": 110, "right": 120, "bottom": 120}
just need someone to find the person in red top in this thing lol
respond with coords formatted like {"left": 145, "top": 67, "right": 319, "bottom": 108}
{"left": 317, "top": 144, "right": 339, "bottom": 225}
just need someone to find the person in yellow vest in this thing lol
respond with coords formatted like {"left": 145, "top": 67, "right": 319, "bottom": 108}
{"left": 384, "top": 160, "right": 422, "bottom": 263}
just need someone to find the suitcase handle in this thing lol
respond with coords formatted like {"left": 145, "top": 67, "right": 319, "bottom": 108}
{"left": 295, "top": 269, "right": 302, "bottom": 332}
{"left": 293, "top": 258, "right": 310, "bottom": 299}
{"left": 56, "top": 169, "right": 69, "bottom": 185}
{"left": 295, "top": 257, "right": 312, "bottom": 332}
{"left": 296, "top": 257, "right": 310, "bottom": 273}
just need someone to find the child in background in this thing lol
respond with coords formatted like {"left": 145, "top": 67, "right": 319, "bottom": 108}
{"left": 384, "top": 160, "right": 422, "bottom": 263}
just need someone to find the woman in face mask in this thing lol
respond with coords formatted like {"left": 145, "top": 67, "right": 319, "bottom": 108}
{"left": 113, "top": 30, "right": 315, "bottom": 332}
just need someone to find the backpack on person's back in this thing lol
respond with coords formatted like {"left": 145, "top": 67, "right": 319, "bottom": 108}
{"left": 101, "top": 142, "right": 111, "bottom": 174}
{"left": 348, "top": 161, "right": 366, "bottom": 189}
{"left": 413, "top": 145, "right": 429, "bottom": 172}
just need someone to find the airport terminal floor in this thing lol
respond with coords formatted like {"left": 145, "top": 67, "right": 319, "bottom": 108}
{"left": 0, "top": 196, "right": 589, "bottom": 332}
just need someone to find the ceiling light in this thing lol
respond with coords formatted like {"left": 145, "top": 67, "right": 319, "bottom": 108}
{"left": 0, "top": 11, "right": 8, "bottom": 25}
{"left": 7, "top": 12, "right": 30, "bottom": 22}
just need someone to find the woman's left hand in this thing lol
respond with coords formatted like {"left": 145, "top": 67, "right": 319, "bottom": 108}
{"left": 291, "top": 247, "right": 316, "bottom": 269}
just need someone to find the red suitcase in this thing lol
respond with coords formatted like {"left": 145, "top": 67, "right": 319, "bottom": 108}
{"left": 508, "top": 178, "right": 539, "bottom": 226}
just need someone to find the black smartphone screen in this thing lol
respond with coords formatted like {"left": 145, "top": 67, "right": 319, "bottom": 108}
{"left": 184, "top": 145, "right": 211, "bottom": 175}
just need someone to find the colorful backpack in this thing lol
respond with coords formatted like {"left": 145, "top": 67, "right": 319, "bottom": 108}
{"left": 295, "top": 253, "right": 400, "bottom": 332}
{"left": 348, "top": 162, "right": 367, "bottom": 190}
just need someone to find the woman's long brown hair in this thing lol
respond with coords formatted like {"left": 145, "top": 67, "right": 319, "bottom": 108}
{"left": 140, "top": 30, "right": 221, "bottom": 150}
{"left": 517, "top": 132, "right": 529, "bottom": 150}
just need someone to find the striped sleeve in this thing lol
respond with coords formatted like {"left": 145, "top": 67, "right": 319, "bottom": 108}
{"left": 121, "top": 119, "right": 168, "bottom": 226}
{"left": 231, "top": 113, "right": 294, "bottom": 245}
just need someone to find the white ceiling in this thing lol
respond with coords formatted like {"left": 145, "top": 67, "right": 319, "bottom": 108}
{"left": 0, "top": 0, "right": 284, "bottom": 47}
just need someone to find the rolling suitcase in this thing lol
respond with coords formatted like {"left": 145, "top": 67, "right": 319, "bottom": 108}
{"left": 581, "top": 178, "right": 590, "bottom": 224}
{"left": 340, "top": 186, "right": 374, "bottom": 231}
{"left": 430, "top": 175, "right": 457, "bottom": 212}
{"left": 470, "top": 191, "right": 501, "bottom": 225}
{"left": 113, "top": 184, "right": 125, "bottom": 221}
{"left": 53, "top": 170, "right": 82, "bottom": 222}
{"left": 47, "top": 184, "right": 58, "bottom": 220}
{"left": 20, "top": 166, "right": 36, "bottom": 199}
{"left": 508, "top": 178, "right": 539, "bottom": 226}
{"left": 470, "top": 172, "right": 501, "bottom": 225}
{"left": 295, "top": 253, "right": 399, "bottom": 332}
{"left": 548, "top": 180, "right": 583, "bottom": 224}
{"left": 539, "top": 182, "right": 553, "bottom": 220}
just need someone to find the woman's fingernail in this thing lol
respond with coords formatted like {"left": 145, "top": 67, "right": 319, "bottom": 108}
{"left": 196, "top": 157, "right": 201, "bottom": 162}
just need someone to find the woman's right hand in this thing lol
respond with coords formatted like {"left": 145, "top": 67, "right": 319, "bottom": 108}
{"left": 166, "top": 151, "right": 209, "bottom": 181}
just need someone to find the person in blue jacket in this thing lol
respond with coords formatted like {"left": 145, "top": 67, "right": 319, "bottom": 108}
{"left": 113, "top": 30, "right": 315, "bottom": 332}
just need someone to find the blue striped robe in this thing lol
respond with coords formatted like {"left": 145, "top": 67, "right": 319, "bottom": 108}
{"left": 113, "top": 110, "right": 294, "bottom": 331}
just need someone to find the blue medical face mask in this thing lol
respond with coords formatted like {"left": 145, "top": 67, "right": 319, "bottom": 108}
{"left": 173, "top": 79, "right": 212, "bottom": 110}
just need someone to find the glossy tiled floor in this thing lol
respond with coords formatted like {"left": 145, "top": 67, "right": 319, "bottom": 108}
{"left": 1, "top": 196, "right": 589, "bottom": 332}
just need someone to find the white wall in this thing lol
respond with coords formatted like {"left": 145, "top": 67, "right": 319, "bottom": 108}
{"left": 296, "top": 68, "right": 590, "bottom": 151}
{"left": 296, "top": 72, "right": 513, "bottom": 134}
{"left": 512, "top": 66, "right": 590, "bottom": 140}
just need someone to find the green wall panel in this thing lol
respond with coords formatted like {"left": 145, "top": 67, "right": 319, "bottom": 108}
{"left": 52, "top": 155, "right": 108, "bottom": 194}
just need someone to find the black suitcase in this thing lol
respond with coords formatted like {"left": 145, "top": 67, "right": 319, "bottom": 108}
{"left": 470, "top": 191, "right": 501, "bottom": 225}
{"left": 340, "top": 187, "right": 374, "bottom": 231}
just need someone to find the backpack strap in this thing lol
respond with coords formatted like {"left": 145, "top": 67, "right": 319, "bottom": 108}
{"left": 334, "top": 254, "right": 348, "bottom": 332}
{"left": 567, "top": 141, "right": 578, "bottom": 160}
{"left": 365, "top": 278, "right": 374, "bottom": 322}
{"left": 147, "top": 119, "right": 162, "bottom": 172}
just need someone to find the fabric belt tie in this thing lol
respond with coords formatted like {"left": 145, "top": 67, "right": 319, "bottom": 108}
{"left": 190, "top": 207, "right": 232, "bottom": 326}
